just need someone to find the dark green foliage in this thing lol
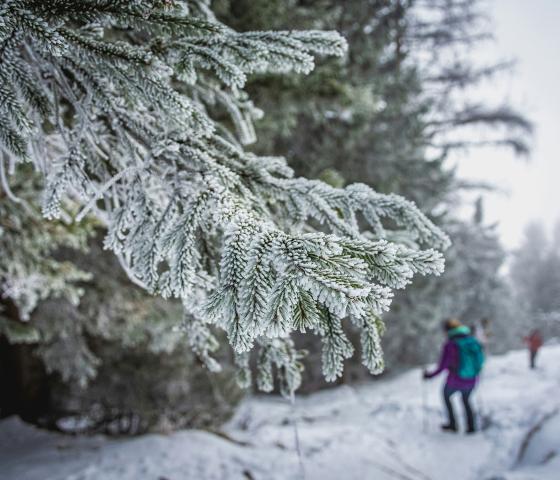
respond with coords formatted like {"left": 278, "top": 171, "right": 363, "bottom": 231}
{"left": 1, "top": 231, "right": 242, "bottom": 433}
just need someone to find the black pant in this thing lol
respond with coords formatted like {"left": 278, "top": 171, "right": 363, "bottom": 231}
{"left": 530, "top": 350, "right": 538, "bottom": 369}
{"left": 443, "top": 385, "right": 475, "bottom": 431}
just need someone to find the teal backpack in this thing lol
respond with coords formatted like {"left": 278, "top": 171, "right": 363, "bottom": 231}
{"left": 453, "top": 335, "right": 485, "bottom": 379}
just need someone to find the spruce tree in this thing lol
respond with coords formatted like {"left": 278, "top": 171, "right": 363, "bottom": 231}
{"left": 0, "top": 0, "right": 449, "bottom": 392}
{"left": 0, "top": 167, "right": 93, "bottom": 341}
{"left": 214, "top": 0, "right": 531, "bottom": 387}
{"left": 0, "top": 169, "right": 240, "bottom": 432}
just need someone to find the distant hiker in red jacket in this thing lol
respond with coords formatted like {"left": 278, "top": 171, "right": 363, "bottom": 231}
{"left": 423, "top": 318, "right": 485, "bottom": 433}
{"left": 523, "top": 329, "right": 543, "bottom": 369}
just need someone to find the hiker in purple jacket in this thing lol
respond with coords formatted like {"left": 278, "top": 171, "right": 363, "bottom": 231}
{"left": 423, "top": 318, "right": 484, "bottom": 433}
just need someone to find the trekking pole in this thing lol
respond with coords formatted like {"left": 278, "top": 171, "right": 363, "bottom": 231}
{"left": 477, "top": 372, "right": 484, "bottom": 411}
{"left": 475, "top": 370, "right": 486, "bottom": 430}
{"left": 290, "top": 390, "right": 306, "bottom": 480}
{"left": 421, "top": 370, "right": 428, "bottom": 434}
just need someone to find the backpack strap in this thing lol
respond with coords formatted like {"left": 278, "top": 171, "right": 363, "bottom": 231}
{"left": 448, "top": 339, "right": 461, "bottom": 373}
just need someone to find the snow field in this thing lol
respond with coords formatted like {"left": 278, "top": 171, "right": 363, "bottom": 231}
{"left": 1, "top": 345, "right": 559, "bottom": 480}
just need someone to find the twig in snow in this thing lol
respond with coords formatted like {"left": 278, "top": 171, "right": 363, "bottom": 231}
{"left": 515, "top": 407, "right": 559, "bottom": 465}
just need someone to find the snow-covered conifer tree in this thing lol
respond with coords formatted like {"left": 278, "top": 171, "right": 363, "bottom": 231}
{"left": 0, "top": 167, "right": 93, "bottom": 340}
{"left": 0, "top": 0, "right": 449, "bottom": 392}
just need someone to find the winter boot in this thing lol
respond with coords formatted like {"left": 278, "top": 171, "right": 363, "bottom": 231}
{"left": 441, "top": 424, "right": 457, "bottom": 433}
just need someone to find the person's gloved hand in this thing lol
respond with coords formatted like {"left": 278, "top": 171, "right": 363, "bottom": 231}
{"left": 422, "top": 370, "right": 430, "bottom": 380}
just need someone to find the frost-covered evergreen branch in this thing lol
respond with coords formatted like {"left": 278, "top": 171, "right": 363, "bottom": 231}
{"left": 0, "top": 0, "right": 449, "bottom": 393}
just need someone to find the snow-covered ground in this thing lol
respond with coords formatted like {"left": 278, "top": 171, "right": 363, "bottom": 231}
{"left": 1, "top": 345, "right": 559, "bottom": 480}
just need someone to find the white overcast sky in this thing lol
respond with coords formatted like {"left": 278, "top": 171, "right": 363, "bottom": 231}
{"left": 452, "top": 0, "right": 560, "bottom": 249}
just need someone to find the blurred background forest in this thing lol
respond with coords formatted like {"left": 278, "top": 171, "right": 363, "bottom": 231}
{"left": 1, "top": 0, "right": 559, "bottom": 436}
